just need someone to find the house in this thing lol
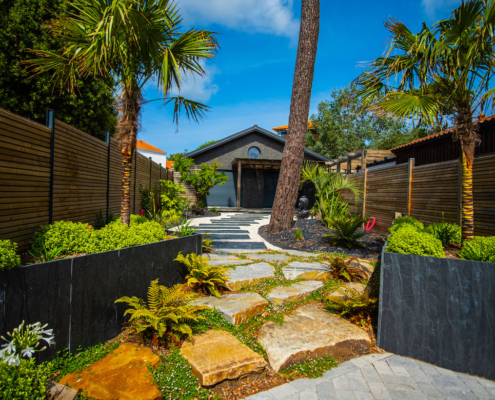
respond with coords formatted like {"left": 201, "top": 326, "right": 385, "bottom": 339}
{"left": 136, "top": 140, "right": 167, "bottom": 167}
{"left": 391, "top": 115, "right": 495, "bottom": 166}
{"left": 183, "top": 125, "right": 330, "bottom": 209}
{"left": 272, "top": 121, "right": 314, "bottom": 138}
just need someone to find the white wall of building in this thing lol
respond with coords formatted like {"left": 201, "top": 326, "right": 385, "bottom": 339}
{"left": 136, "top": 149, "right": 167, "bottom": 167}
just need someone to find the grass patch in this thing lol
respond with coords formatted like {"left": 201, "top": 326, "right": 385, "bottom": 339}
{"left": 150, "top": 347, "right": 219, "bottom": 400}
{"left": 279, "top": 356, "right": 337, "bottom": 379}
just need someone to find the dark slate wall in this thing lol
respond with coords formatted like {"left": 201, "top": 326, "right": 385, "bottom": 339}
{"left": 191, "top": 131, "right": 322, "bottom": 169}
{"left": 0, "top": 235, "right": 202, "bottom": 361}
{"left": 378, "top": 251, "right": 495, "bottom": 380}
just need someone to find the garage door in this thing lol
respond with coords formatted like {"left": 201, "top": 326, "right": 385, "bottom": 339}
{"left": 205, "top": 171, "right": 237, "bottom": 207}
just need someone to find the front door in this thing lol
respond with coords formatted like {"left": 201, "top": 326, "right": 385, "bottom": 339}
{"left": 263, "top": 171, "right": 279, "bottom": 208}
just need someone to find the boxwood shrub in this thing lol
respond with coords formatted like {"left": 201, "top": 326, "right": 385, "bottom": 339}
{"left": 0, "top": 358, "right": 52, "bottom": 400}
{"left": 32, "top": 221, "right": 94, "bottom": 255}
{"left": 386, "top": 225, "right": 445, "bottom": 258}
{"left": 0, "top": 239, "right": 21, "bottom": 271}
{"left": 390, "top": 216, "right": 424, "bottom": 232}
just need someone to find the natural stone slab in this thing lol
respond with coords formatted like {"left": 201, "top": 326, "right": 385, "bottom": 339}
{"left": 258, "top": 304, "right": 371, "bottom": 372}
{"left": 226, "top": 262, "right": 276, "bottom": 291}
{"left": 206, "top": 253, "right": 241, "bottom": 261}
{"left": 197, "top": 230, "right": 250, "bottom": 234}
{"left": 282, "top": 261, "right": 330, "bottom": 281}
{"left": 181, "top": 330, "right": 266, "bottom": 386}
{"left": 350, "top": 259, "right": 375, "bottom": 280}
{"left": 215, "top": 249, "right": 267, "bottom": 254}
{"left": 195, "top": 292, "right": 268, "bottom": 325}
{"left": 208, "top": 259, "right": 253, "bottom": 267}
{"left": 60, "top": 343, "right": 161, "bottom": 400}
{"left": 247, "top": 253, "right": 291, "bottom": 262}
{"left": 282, "top": 250, "right": 319, "bottom": 258}
{"left": 213, "top": 241, "right": 267, "bottom": 250}
{"left": 46, "top": 381, "right": 78, "bottom": 400}
{"left": 328, "top": 282, "right": 367, "bottom": 298}
{"left": 268, "top": 281, "right": 324, "bottom": 305}
{"left": 208, "top": 234, "right": 251, "bottom": 240}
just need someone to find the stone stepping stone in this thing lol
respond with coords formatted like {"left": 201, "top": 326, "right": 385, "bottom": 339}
{"left": 206, "top": 253, "right": 242, "bottom": 261}
{"left": 181, "top": 330, "right": 266, "bottom": 386}
{"left": 195, "top": 292, "right": 268, "bottom": 325}
{"left": 267, "top": 281, "right": 324, "bottom": 305}
{"left": 282, "top": 250, "right": 319, "bottom": 258}
{"left": 60, "top": 343, "right": 161, "bottom": 400}
{"left": 197, "top": 230, "right": 250, "bottom": 234}
{"left": 349, "top": 258, "right": 376, "bottom": 280}
{"left": 208, "top": 259, "right": 253, "bottom": 267}
{"left": 247, "top": 253, "right": 291, "bottom": 262}
{"left": 225, "top": 262, "right": 276, "bottom": 291}
{"left": 258, "top": 304, "right": 371, "bottom": 373}
{"left": 282, "top": 261, "right": 330, "bottom": 281}
{"left": 194, "top": 226, "right": 243, "bottom": 230}
{"left": 328, "top": 282, "right": 367, "bottom": 298}
{"left": 208, "top": 234, "right": 251, "bottom": 240}
{"left": 214, "top": 249, "right": 267, "bottom": 254}
{"left": 212, "top": 241, "right": 267, "bottom": 250}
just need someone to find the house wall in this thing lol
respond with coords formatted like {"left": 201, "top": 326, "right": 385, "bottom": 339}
{"left": 136, "top": 148, "right": 167, "bottom": 167}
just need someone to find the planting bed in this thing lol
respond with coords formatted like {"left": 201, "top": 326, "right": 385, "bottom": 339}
{"left": 259, "top": 219, "right": 386, "bottom": 258}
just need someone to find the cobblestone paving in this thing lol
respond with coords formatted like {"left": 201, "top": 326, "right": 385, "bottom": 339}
{"left": 246, "top": 353, "right": 495, "bottom": 400}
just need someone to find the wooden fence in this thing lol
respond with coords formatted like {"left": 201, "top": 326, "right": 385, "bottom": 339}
{"left": 0, "top": 108, "right": 172, "bottom": 250}
{"left": 341, "top": 153, "right": 495, "bottom": 236}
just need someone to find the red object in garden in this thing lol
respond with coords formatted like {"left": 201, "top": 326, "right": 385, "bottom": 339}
{"left": 365, "top": 218, "right": 376, "bottom": 232}
{"left": 140, "top": 209, "right": 145, "bottom": 216}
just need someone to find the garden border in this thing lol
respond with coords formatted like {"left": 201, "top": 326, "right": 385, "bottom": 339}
{"left": 0, "top": 234, "right": 202, "bottom": 361}
{"left": 378, "top": 245, "right": 495, "bottom": 380}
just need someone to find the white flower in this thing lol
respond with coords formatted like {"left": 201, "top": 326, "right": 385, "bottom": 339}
{"left": 42, "top": 335, "right": 55, "bottom": 346}
{"left": 21, "top": 347, "right": 35, "bottom": 359}
{"left": 43, "top": 329, "right": 53, "bottom": 336}
{"left": 1, "top": 341, "right": 15, "bottom": 355}
{"left": 5, "top": 353, "right": 20, "bottom": 366}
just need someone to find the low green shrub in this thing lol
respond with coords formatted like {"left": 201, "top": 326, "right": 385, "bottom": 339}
{"left": 32, "top": 221, "right": 94, "bottom": 255}
{"left": 386, "top": 226, "right": 444, "bottom": 258}
{"left": 390, "top": 216, "right": 424, "bottom": 231}
{"left": 0, "top": 239, "right": 21, "bottom": 271}
{"left": 0, "top": 358, "right": 52, "bottom": 400}
{"left": 389, "top": 222, "right": 422, "bottom": 234}
{"left": 425, "top": 223, "right": 461, "bottom": 246}
{"left": 460, "top": 236, "right": 495, "bottom": 263}
{"left": 160, "top": 179, "right": 190, "bottom": 212}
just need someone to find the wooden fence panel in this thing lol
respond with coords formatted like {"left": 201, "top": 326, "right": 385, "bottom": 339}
{"left": 473, "top": 154, "right": 495, "bottom": 236}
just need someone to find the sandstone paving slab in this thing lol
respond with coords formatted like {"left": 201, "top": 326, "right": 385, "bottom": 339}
{"left": 349, "top": 259, "right": 376, "bottom": 280}
{"left": 60, "top": 342, "right": 161, "bottom": 400}
{"left": 206, "top": 253, "right": 242, "bottom": 260}
{"left": 208, "top": 259, "right": 253, "bottom": 267}
{"left": 258, "top": 304, "right": 371, "bottom": 373}
{"left": 282, "top": 250, "right": 319, "bottom": 258}
{"left": 247, "top": 253, "right": 291, "bottom": 262}
{"left": 328, "top": 282, "right": 367, "bottom": 298}
{"left": 267, "top": 281, "right": 324, "bottom": 305}
{"left": 225, "top": 262, "right": 276, "bottom": 291}
{"left": 194, "top": 292, "right": 268, "bottom": 325}
{"left": 282, "top": 261, "right": 330, "bottom": 281}
{"left": 181, "top": 330, "right": 266, "bottom": 386}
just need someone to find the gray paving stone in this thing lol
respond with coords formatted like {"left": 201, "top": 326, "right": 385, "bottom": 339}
{"left": 353, "top": 392, "right": 374, "bottom": 400}
{"left": 350, "top": 353, "right": 393, "bottom": 368}
{"left": 208, "top": 234, "right": 251, "bottom": 240}
{"left": 389, "top": 366, "right": 411, "bottom": 377}
{"left": 457, "top": 375, "right": 492, "bottom": 397}
{"left": 380, "top": 374, "right": 419, "bottom": 390}
{"left": 374, "top": 360, "right": 395, "bottom": 376}
{"left": 197, "top": 229, "right": 249, "bottom": 234}
{"left": 212, "top": 241, "right": 267, "bottom": 249}
{"left": 405, "top": 367, "right": 431, "bottom": 384}
{"left": 225, "top": 262, "right": 275, "bottom": 291}
{"left": 206, "top": 253, "right": 241, "bottom": 260}
{"left": 438, "top": 389, "right": 478, "bottom": 399}
{"left": 323, "top": 362, "right": 359, "bottom": 381}
{"left": 386, "top": 356, "right": 419, "bottom": 369}
{"left": 477, "top": 377, "right": 495, "bottom": 389}
{"left": 367, "top": 381, "right": 392, "bottom": 399}
{"left": 316, "top": 382, "right": 337, "bottom": 400}
{"left": 416, "top": 382, "right": 443, "bottom": 398}
{"left": 268, "top": 382, "right": 299, "bottom": 399}
{"left": 332, "top": 375, "right": 369, "bottom": 392}
{"left": 407, "top": 392, "right": 428, "bottom": 400}
{"left": 388, "top": 390, "right": 410, "bottom": 400}
{"left": 289, "top": 378, "right": 317, "bottom": 392}
{"left": 248, "top": 253, "right": 291, "bottom": 262}
{"left": 207, "top": 259, "right": 253, "bottom": 266}
{"left": 360, "top": 364, "right": 385, "bottom": 384}
{"left": 430, "top": 375, "right": 469, "bottom": 391}
{"left": 415, "top": 361, "right": 440, "bottom": 377}
{"left": 335, "top": 390, "right": 356, "bottom": 400}
{"left": 246, "top": 391, "right": 277, "bottom": 399}
{"left": 282, "top": 250, "right": 319, "bottom": 257}
{"left": 299, "top": 390, "right": 318, "bottom": 400}
{"left": 434, "top": 366, "right": 458, "bottom": 376}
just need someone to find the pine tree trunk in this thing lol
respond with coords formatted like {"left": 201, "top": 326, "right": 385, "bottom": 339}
{"left": 268, "top": 0, "right": 319, "bottom": 233}
{"left": 118, "top": 88, "right": 141, "bottom": 225}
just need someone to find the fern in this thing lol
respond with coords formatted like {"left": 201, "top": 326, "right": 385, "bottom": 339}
{"left": 115, "top": 279, "right": 207, "bottom": 343}
{"left": 328, "top": 257, "right": 367, "bottom": 282}
{"left": 326, "top": 287, "right": 377, "bottom": 326}
{"left": 175, "top": 252, "right": 230, "bottom": 297}
{"left": 202, "top": 233, "right": 214, "bottom": 253}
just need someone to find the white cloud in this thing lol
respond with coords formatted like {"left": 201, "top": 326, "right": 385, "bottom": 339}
{"left": 169, "top": 63, "right": 220, "bottom": 103}
{"left": 177, "top": 0, "right": 300, "bottom": 40}
{"left": 422, "top": 0, "right": 461, "bottom": 19}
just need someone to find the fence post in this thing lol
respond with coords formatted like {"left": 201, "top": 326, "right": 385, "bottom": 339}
{"left": 149, "top": 157, "right": 152, "bottom": 190}
{"left": 46, "top": 109, "right": 55, "bottom": 224}
{"left": 361, "top": 149, "right": 367, "bottom": 172}
{"left": 105, "top": 132, "right": 110, "bottom": 219}
{"left": 458, "top": 158, "right": 463, "bottom": 226}
{"left": 362, "top": 169, "right": 368, "bottom": 220}
{"left": 407, "top": 158, "right": 415, "bottom": 216}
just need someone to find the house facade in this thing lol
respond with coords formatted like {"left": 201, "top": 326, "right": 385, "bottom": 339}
{"left": 136, "top": 140, "right": 167, "bottom": 167}
{"left": 184, "top": 125, "right": 329, "bottom": 209}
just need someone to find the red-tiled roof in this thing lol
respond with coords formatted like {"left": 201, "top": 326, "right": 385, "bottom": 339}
{"left": 136, "top": 140, "right": 165, "bottom": 154}
{"left": 273, "top": 121, "right": 314, "bottom": 132}
{"left": 390, "top": 114, "right": 495, "bottom": 151}
{"left": 166, "top": 161, "right": 174, "bottom": 169}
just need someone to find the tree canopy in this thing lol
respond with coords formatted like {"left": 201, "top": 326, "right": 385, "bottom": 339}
{"left": 306, "top": 87, "right": 440, "bottom": 159}
{"left": 0, "top": 0, "right": 117, "bottom": 138}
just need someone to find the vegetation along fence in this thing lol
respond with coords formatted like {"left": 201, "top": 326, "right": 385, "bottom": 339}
{"left": 340, "top": 153, "right": 495, "bottom": 236}
{"left": 0, "top": 108, "right": 173, "bottom": 250}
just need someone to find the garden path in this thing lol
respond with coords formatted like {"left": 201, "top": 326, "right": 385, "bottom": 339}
{"left": 245, "top": 353, "right": 495, "bottom": 400}
{"left": 189, "top": 212, "right": 279, "bottom": 250}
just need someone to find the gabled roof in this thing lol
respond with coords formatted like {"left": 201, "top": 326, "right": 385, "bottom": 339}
{"left": 273, "top": 121, "right": 314, "bottom": 132}
{"left": 136, "top": 140, "right": 166, "bottom": 154}
{"left": 391, "top": 114, "right": 495, "bottom": 151}
{"left": 184, "top": 125, "right": 330, "bottom": 161}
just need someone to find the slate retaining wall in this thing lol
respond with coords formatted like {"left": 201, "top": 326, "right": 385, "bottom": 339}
{"left": 0, "top": 234, "right": 202, "bottom": 361}
{"left": 378, "top": 250, "right": 495, "bottom": 380}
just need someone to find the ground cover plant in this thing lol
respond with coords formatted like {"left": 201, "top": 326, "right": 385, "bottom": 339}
{"left": 0, "top": 239, "right": 21, "bottom": 271}
{"left": 386, "top": 224, "right": 444, "bottom": 258}
{"left": 326, "top": 287, "right": 378, "bottom": 327}
{"left": 460, "top": 236, "right": 495, "bottom": 262}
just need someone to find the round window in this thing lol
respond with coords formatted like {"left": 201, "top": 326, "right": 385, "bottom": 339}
{"left": 248, "top": 146, "right": 261, "bottom": 159}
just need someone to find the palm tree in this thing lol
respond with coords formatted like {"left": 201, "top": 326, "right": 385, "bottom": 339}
{"left": 352, "top": 0, "right": 495, "bottom": 241}
{"left": 268, "top": 0, "right": 320, "bottom": 233}
{"left": 25, "top": 0, "right": 218, "bottom": 225}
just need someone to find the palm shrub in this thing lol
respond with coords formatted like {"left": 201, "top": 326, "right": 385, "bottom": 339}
{"left": 115, "top": 279, "right": 207, "bottom": 345}
{"left": 386, "top": 226, "right": 444, "bottom": 258}
{"left": 326, "top": 287, "right": 378, "bottom": 326}
{"left": 460, "top": 236, "right": 495, "bottom": 262}
{"left": 174, "top": 252, "right": 229, "bottom": 297}
{"left": 324, "top": 214, "right": 368, "bottom": 249}
{"left": 425, "top": 223, "right": 461, "bottom": 246}
{"left": 0, "top": 239, "right": 21, "bottom": 271}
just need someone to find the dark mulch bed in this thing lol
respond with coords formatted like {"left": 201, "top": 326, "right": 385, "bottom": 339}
{"left": 259, "top": 219, "right": 386, "bottom": 258}
{"left": 182, "top": 209, "right": 221, "bottom": 219}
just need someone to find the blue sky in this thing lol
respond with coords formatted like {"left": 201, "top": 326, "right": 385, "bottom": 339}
{"left": 140, "top": 0, "right": 461, "bottom": 155}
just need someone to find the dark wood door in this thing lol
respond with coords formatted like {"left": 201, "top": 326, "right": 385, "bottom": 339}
{"left": 263, "top": 171, "right": 279, "bottom": 208}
